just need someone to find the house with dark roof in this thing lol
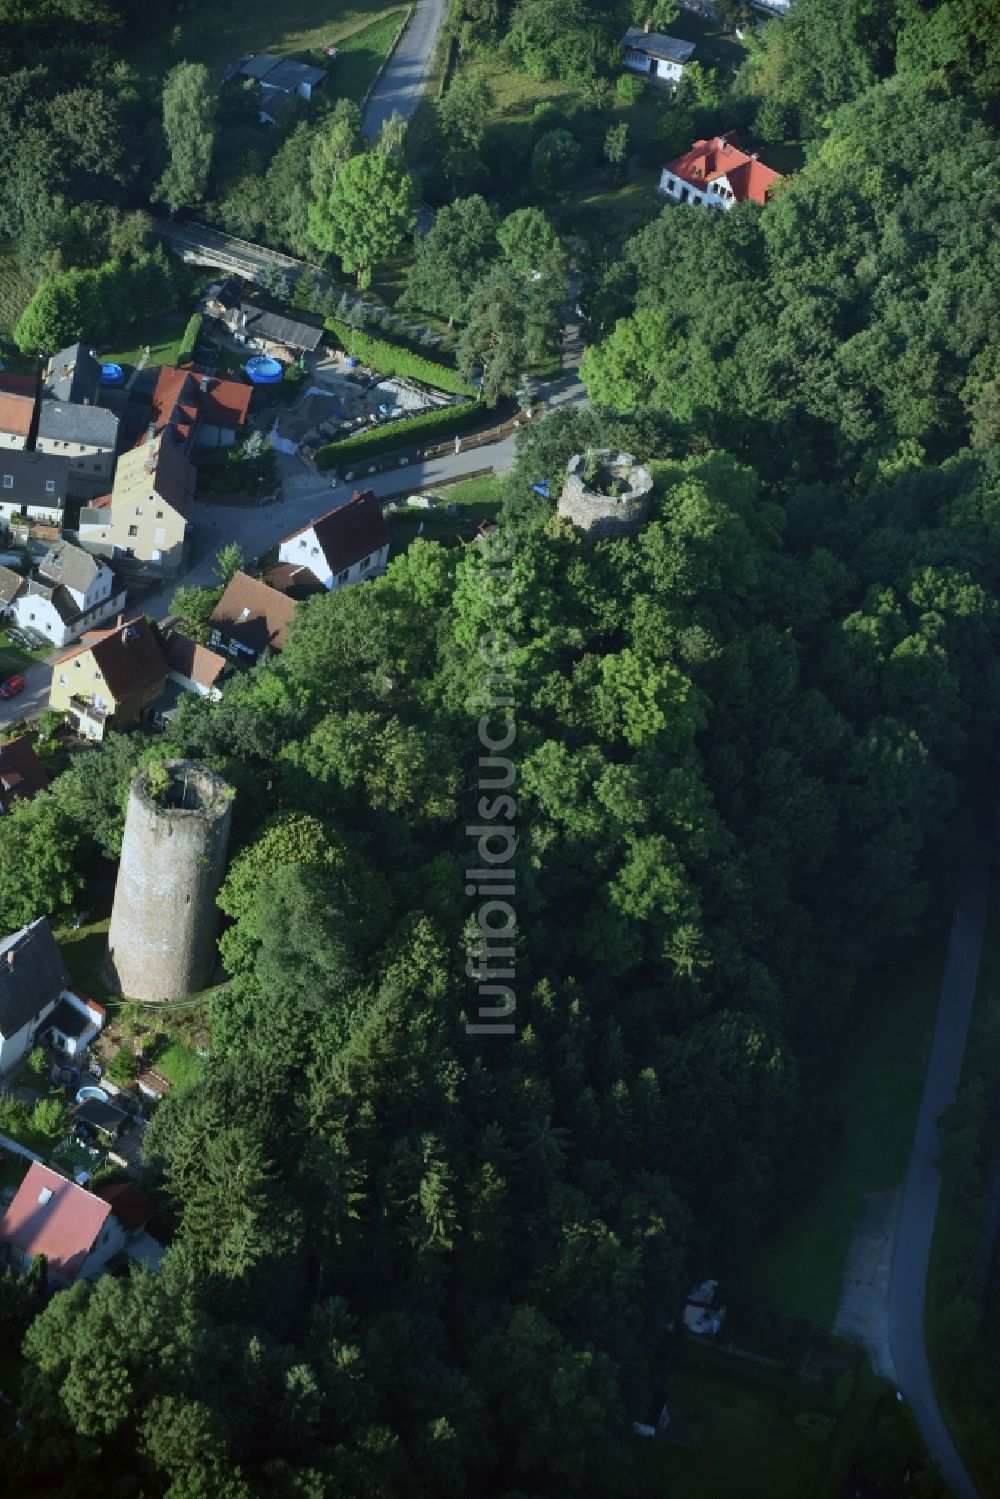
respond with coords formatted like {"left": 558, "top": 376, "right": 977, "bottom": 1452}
{"left": 0, "top": 1163, "right": 126, "bottom": 1289}
{"left": 5, "top": 540, "right": 124, "bottom": 648}
{"left": 49, "top": 615, "right": 169, "bottom": 741}
{"left": 0, "top": 449, "right": 71, "bottom": 525}
{"left": 0, "top": 917, "right": 103, "bottom": 1073}
{"left": 42, "top": 343, "right": 101, "bottom": 406}
{"left": 228, "top": 305, "right": 324, "bottom": 358}
{"left": 202, "top": 277, "right": 242, "bottom": 316}
{"left": 0, "top": 736, "right": 49, "bottom": 816}
{"left": 208, "top": 571, "right": 297, "bottom": 659}
{"left": 239, "top": 52, "right": 327, "bottom": 123}
{"left": 659, "top": 132, "right": 783, "bottom": 209}
{"left": 36, "top": 400, "right": 119, "bottom": 500}
{"left": 72, "top": 1095, "right": 128, "bottom": 1140}
{"left": 0, "top": 563, "right": 25, "bottom": 611}
{"left": 622, "top": 26, "right": 695, "bottom": 83}
{"left": 276, "top": 490, "right": 390, "bottom": 592}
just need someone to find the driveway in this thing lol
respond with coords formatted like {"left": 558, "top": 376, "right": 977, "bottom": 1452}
{"left": 361, "top": 0, "right": 450, "bottom": 139}
{"left": 0, "top": 656, "right": 60, "bottom": 733}
{"left": 887, "top": 855, "right": 987, "bottom": 1499}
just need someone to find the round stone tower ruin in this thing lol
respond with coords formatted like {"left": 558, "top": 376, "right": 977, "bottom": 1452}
{"left": 106, "top": 761, "right": 233, "bottom": 1001}
{"left": 557, "top": 449, "right": 654, "bottom": 539}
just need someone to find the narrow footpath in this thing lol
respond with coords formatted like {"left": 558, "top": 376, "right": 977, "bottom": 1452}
{"left": 887, "top": 854, "right": 988, "bottom": 1499}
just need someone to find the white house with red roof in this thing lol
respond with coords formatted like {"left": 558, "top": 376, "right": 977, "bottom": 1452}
{"left": 276, "top": 490, "right": 390, "bottom": 593}
{"left": 0, "top": 1163, "right": 127, "bottom": 1288}
{"left": 659, "top": 132, "right": 783, "bottom": 210}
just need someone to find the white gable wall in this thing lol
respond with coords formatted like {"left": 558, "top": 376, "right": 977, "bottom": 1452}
{"left": 278, "top": 527, "right": 390, "bottom": 592}
{"left": 0, "top": 995, "right": 59, "bottom": 1075}
{"left": 12, "top": 583, "right": 126, "bottom": 648}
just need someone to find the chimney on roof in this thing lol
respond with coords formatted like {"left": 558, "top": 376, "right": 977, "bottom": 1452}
{"left": 148, "top": 423, "right": 156, "bottom": 441}
{"left": 6, "top": 949, "right": 15, "bottom": 968}
{"left": 83, "top": 397, "right": 90, "bottom": 406}
{"left": 115, "top": 612, "right": 124, "bottom": 629}
{"left": 644, "top": 16, "right": 651, "bottom": 31}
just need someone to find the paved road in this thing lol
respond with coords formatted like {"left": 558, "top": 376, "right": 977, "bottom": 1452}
{"left": 0, "top": 654, "right": 63, "bottom": 732}
{"left": 1, "top": 289, "right": 587, "bottom": 726}
{"left": 362, "top": 0, "right": 450, "bottom": 140}
{"left": 888, "top": 856, "right": 988, "bottom": 1499}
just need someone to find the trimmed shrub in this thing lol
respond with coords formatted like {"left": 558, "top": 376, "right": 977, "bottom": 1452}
{"left": 315, "top": 401, "right": 485, "bottom": 469}
{"left": 324, "top": 318, "right": 472, "bottom": 396}
{"left": 177, "top": 311, "right": 203, "bottom": 366}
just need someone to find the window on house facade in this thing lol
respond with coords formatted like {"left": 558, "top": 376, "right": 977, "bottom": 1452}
{"left": 156, "top": 510, "right": 163, "bottom": 519}
{"left": 129, "top": 525, "right": 138, "bottom": 537}
{"left": 59, "top": 674, "right": 67, "bottom": 686}
{"left": 360, "top": 555, "right": 371, "bottom": 569}
{"left": 337, "top": 569, "right": 349, "bottom": 584}
{"left": 299, "top": 538, "right": 307, "bottom": 549}
{"left": 2, "top": 476, "right": 11, "bottom": 489}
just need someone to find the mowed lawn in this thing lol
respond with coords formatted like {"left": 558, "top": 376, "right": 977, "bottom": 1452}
{"left": 125, "top": 0, "right": 404, "bottom": 79}
{"left": 636, "top": 1368, "right": 832, "bottom": 1499}
{"left": 729, "top": 921, "right": 948, "bottom": 1329}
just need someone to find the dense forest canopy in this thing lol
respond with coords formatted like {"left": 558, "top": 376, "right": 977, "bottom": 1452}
{"left": 1, "top": 0, "right": 999, "bottom": 1492}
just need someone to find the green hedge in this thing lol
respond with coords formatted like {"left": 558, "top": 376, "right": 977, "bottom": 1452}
{"left": 324, "top": 318, "right": 472, "bottom": 396}
{"left": 315, "top": 401, "right": 486, "bottom": 469}
{"left": 177, "top": 312, "right": 203, "bottom": 366}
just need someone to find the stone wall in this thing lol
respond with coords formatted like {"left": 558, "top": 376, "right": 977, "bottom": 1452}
{"left": 106, "top": 762, "right": 233, "bottom": 1001}
{"left": 557, "top": 450, "right": 653, "bottom": 539}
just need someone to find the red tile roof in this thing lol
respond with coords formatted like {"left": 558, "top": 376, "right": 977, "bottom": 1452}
{"left": 282, "top": 490, "right": 390, "bottom": 578}
{"left": 55, "top": 616, "right": 168, "bottom": 705}
{"left": 663, "top": 132, "right": 782, "bottom": 205}
{"left": 0, "top": 390, "right": 35, "bottom": 439}
{"left": 163, "top": 631, "right": 227, "bottom": 690}
{"left": 0, "top": 735, "right": 50, "bottom": 813}
{"left": 150, "top": 366, "right": 252, "bottom": 441}
{"left": 0, "top": 1162, "right": 111, "bottom": 1281}
{"left": 0, "top": 373, "right": 38, "bottom": 399}
{"left": 209, "top": 571, "right": 296, "bottom": 654}
{"left": 95, "top": 1179, "right": 152, "bottom": 1233}
{"left": 262, "top": 562, "right": 326, "bottom": 600}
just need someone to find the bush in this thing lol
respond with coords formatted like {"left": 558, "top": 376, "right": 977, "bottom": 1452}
{"left": 756, "top": 97, "right": 793, "bottom": 144}
{"left": 107, "top": 1041, "right": 135, "bottom": 1088}
{"left": 616, "top": 73, "right": 646, "bottom": 103}
{"left": 315, "top": 401, "right": 485, "bottom": 470}
{"left": 24, "top": 1047, "right": 49, "bottom": 1081}
{"left": 177, "top": 311, "right": 203, "bottom": 365}
{"left": 30, "top": 1096, "right": 66, "bottom": 1142}
{"left": 324, "top": 318, "right": 472, "bottom": 396}
{"left": 0, "top": 1095, "right": 30, "bottom": 1136}
{"left": 793, "top": 1411, "right": 835, "bottom": 1447}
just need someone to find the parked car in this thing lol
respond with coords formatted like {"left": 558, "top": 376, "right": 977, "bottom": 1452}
{"left": 0, "top": 675, "right": 25, "bottom": 699}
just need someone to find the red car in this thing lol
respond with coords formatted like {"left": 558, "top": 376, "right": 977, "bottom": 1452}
{"left": 0, "top": 675, "right": 25, "bottom": 700}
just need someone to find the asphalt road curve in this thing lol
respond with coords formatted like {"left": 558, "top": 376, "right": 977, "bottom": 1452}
{"left": 888, "top": 854, "right": 988, "bottom": 1499}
